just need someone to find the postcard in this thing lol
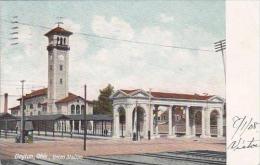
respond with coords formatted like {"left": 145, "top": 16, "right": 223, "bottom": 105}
{"left": 0, "top": 1, "right": 259, "bottom": 165}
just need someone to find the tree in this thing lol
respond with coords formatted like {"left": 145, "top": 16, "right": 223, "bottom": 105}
{"left": 93, "top": 84, "right": 114, "bottom": 114}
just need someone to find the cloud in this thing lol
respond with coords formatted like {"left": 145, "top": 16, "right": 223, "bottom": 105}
{"left": 92, "top": 16, "right": 134, "bottom": 40}
{"left": 1, "top": 15, "right": 225, "bottom": 111}
{"left": 159, "top": 13, "right": 174, "bottom": 23}
{"left": 75, "top": 15, "right": 225, "bottom": 99}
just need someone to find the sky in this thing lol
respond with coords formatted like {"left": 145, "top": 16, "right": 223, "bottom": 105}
{"left": 0, "top": 1, "right": 225, "bottom": 111}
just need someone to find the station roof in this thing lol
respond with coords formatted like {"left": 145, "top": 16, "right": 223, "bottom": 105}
{"left": 0, "top": 113, "right": 17, "bottom": 120}
{"left": 24, "top": 114, "right": 70, "bottom": 121}
{"left": 17, "top": 88, "right": 47, "bottom": 101}
{"left": 11, "top": 114, "right": 112, "bottom": 121}
{"left": 67, "top": 114, "right": 113, "bottom": 121}
{"left": 56, "top": 93, "right": 93, "bottom": 104}
{"left": 120, "top": 89, "right": 213, "bottom": 101}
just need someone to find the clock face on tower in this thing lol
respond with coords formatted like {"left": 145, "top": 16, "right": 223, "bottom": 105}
{"left": 58, "top": 54, "right": 64, "bottom": 61}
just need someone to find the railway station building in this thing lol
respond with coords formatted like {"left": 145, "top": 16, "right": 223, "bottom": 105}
{"left": 111, "top": 89, "right": 225, "bottom": 139}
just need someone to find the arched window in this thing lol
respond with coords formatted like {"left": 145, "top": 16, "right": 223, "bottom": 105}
{"left": 57, "top": 37, "right": 60, "bottom": 45}
{"left": 60, "top": 37, "right": 63, "bottom": 45}
{"left": 64, "top": 38, "right": 66, "bottom": 45}
{"left": 71, "top": 105, "right": 75, "bottom": 114}
{"left": 76, "top": 105, "right": 80, "bottom": 114}
{"left": 81, "top": 105, "right": 85, "bottom": 114}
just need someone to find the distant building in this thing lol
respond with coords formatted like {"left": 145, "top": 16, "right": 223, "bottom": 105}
{"left": 10, "top": 26, "right": 93, "bottom": 116}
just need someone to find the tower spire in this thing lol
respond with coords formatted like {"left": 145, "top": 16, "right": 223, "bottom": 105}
{"left": 56, "top": 16, "right": 64, "bottom": 27}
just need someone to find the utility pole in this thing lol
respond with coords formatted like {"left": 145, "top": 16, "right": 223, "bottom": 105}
{"left": 148, "top": 88, "right": 151, "bottom": 140}
{"left": 135, "top": 100, "right": 138, "bottom": 141}
{"left": 20, "top": 80, "right": 25, "bottom": 143}
{"left": 83, "top": 84, "right": 87, "bottom": 151}
{"left": 214, "top": 39, "right": 226, "bottom": 82}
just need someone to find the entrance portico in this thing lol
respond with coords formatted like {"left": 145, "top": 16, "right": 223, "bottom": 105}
{"left": 111, "top": 89, "right": 225, "bottom": 139}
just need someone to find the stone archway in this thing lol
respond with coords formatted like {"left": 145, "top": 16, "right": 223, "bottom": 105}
{"left": 210, "top": 110, "right": 219, "bottom": 137}
{"left": 132, "top": 106, "right": 146, "bottom": 139}
{"left": 118, "top": 107, "right": 126, "bottom": 137}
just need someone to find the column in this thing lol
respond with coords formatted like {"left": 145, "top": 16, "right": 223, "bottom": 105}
{"left": 218, "top": 109, "right": 224, "bottom": 137}
{"left": 172, "top": 107, "right": 176, "bottom": 137}
{"left": 192, "top": 112, "right": 196, "bottom": 137}
{"left": 90, "top": 121, "right": 94, "bottom": 134}
{"left": 201, "top": 108, "right": 206, "bottom": 137}
{"left": 149, "top": 104, "right": 154, "bottom": 139}
{"left": 72, "top": 120, "right": 75, "bottom": 133}
{"left": 144, "top": 109, "right": 149, "bottom": 139}
{"left": 185, "top": 106, "right": 190, "bottom": 137}
{"left": 79, "top": 120, "right": 82, "bottom": 133}
{"left": 113, "top": 107, "right": 120, "bottom": 138}
{"left": 154, "top": 106, "right": 159, "bottom": 137}
{"left": 168, "top": 106, "right": 173, "bottom": 137}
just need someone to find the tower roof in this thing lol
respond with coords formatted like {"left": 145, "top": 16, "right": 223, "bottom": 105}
{"left": 45, "top": 26, "right": 73, "bottom": 37}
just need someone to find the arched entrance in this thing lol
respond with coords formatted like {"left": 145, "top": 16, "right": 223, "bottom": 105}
{"left": 118, "top": 107, "right": 126, "bottom": 137}
{"left": 210, "top": 110, "right": 219, "bottom": 137}
{"left": 132, "top": 106, "right": 145, "bottom": 139}
{"left": 194, "top": 111, "right": 202, "bottom": 136}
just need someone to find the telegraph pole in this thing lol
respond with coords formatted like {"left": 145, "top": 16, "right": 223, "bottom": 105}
{"left": 135, "top": 100, "right": 138, "bottom": 141}
{"left": 20, "top": 80, "right": 25, "bottom": 143}
{"left": 214, "top": 39, "right": 226, "bottom": 82}
{"left": 148, "top": 88, "right": 151, "bottom": 140}
{"left": 83, "top": 84, "right": 87, "bottom": 151}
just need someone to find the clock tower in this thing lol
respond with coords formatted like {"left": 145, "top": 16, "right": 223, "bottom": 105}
{"left": 45, "top": 26, "right": 73, "bottom": 113}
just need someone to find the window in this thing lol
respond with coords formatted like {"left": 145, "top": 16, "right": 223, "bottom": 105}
{"left": 76, "top": 105, "right": 80, "bottom": 114}
{"left": 60, "top": 65, "right": 63, "bottom": 71}
{"left": 81, "top": 105, "right": 85, "bottom": 114}
{"left": 60, "top": 37, "right": 63, "bottom": 45}
{"left": 71, "top": 105, "right": 75, "bottom": 114}
{"left": 43, "top": 107, "right": 47, "bottom": 112}
{"left": 50, "top": 65, "right": 53, "bottom": 70}
{"left": 64, "top": 38, "right": 66, "bottom": 45}
{"left": 37, "top": 103, "right": 41, "bottom": 108}
{"left": 60, "top": 78, "right": 63, "bottom": 84}
{"left": 57, "top": 37, "right": 60, "bottom": 45}
{"left": 30, "top": 104, "right": 33, "bottom": 109}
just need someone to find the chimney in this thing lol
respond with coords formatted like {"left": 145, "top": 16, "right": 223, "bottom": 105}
{"left": 4, "top": 93, "right": 8, "bottom": 113}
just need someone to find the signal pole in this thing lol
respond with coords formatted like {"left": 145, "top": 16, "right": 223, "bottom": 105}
{"left": 83, "top": 84, "right": 87, "bottom": 151}
{"left": 20, "top": 80, "right": 25, "bottom": 143}
{"left": 214, "top": 39, "right": 226, "bottom": 82}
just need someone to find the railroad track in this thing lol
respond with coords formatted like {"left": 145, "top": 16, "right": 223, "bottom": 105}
{"left": 140, "top": 150, "right": 226, "bottom": 165}
{"left": 84, "top": 156, "right": 158, "bottom": 165}
{"left": 1, "top": 159, "right": 63, "bottom": 165}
